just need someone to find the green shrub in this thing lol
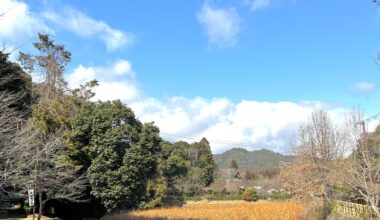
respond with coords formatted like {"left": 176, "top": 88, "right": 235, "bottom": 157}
{"left": 242, "top": 188, "right": 259, "bottom": 202}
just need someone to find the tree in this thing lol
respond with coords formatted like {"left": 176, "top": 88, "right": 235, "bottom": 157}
{"left": 0, "top": 52, "right": 32, "bottom": 212}
{"left": 0, "top": 53, "right": 32, "bottom": 191}
{"left": 66, "top": 100, "right": 161, "bottom": 212}
{"left": 281, "top": 108, "right": 344, "bottom": 202}
{"left": 192, "top": 138, "right": 214, "bottom": 187}
{"left": 10, "top": 34, "right": 87, "bottom": 220}
{"left": 281, "top": 108, "right": 380, "bottom": 218}
{"left": 10, "top": 121, "right": 88, "bottom": 220}
{"left": 331, "top": 111, "right": 380, "bottom": 218}
{"left": 0, "top": 61, "right": 30, "bottom": 153}
{"left": 0, "top": 51, "right": 32, "bottom": 115}
{"left": 229, "top": 160, "right": 241, "bottom": 179}
{"left": 181, "top": 138, "right": 214, "bottom": 195}
{"left": 0, "top": 90, "right": 23, "bottom": 200}
{"left": 230, "top": 160, "right": 238, "bottom": 169}
{"left": 19, "top": 33, "right": 70, "bottom": 101}
{"left": 159, "top": 139, "right": 215, "bottom": 196}
{"left": 161, "top": 141, "right": 188, "bottom": 178}
{"left": 141, "top": 141, "right": 188, "bottom": 209}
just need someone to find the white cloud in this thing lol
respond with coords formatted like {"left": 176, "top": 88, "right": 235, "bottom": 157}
{"left": 66, "top": 59, "right": 351, "bottom": 154}
{"left": 0, "top": 0, "right": 51, "bottom": 47}
{"left": 42, "top": 6, "right": 134, "bottom": 51}
{"left": 67, "top": 59, "right": 139, "bottom": 102}
{"left": 246, "top": 0, "right": 271, "bottom": 11}
{"left": 245, "top": 0, "right": 297, "bottom": 12}
{"left": 354, "top": 82, "right": 375, "bottom": 94}
{"left": 197, "top": 2, "right": 241, "bottom": 48}
{"left": 0, "top": 0, "right": 133, "bottom": 51}
{"left": 130, "top": 97, "right": 347, "bottom": 154}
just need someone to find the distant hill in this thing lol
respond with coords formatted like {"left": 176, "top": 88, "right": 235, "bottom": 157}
{"left": 213, "top": 148, "right": 293, "bottom": 172}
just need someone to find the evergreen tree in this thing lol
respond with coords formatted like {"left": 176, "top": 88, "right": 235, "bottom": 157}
{"left": 141, "top": 141, "right": 188, "bottom": 208}
{"left": 10, "top": 34, "right": 87, "bottom": 220}
{"left": 67, "top": 100, "right": 161, "bottom": 212}
{"left": 0, "top": 51, "right": 32, "bottom": 115}
{"left": 178, "top": 138, "right": 214, "bottom": 195}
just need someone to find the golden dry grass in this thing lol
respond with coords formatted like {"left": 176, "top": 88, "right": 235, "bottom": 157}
{"left": 125, "top": 201, "right": 304, "bottom": 220}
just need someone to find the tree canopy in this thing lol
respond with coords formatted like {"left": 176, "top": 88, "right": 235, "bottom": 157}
{"left": 66, "top": 100, "right": 162, "bottom": 211}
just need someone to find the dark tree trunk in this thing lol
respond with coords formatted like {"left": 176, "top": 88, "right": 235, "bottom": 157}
{"left": 38, "top": 192, "right": 42, "bottom": 220}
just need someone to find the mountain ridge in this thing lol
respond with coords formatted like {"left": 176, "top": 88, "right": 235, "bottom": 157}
{"left": 213, "top": 148, "right": 293, "bottom": 171}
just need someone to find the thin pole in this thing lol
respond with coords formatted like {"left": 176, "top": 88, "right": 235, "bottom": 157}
{"left": 359, "top": 121, "right": 372, "bottom": 183}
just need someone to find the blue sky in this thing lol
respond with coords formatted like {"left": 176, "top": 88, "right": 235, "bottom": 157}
{"left": 1, "top": 0, "right": 380, "bottom": 153}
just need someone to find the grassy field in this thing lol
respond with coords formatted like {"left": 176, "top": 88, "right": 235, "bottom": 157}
{"left": 104, "top": 201, "right": 304, "bottom": 220}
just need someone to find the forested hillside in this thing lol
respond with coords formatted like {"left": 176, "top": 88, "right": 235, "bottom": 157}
{"left": 214, "top": 148, "right": 293, "bottom": 171}
{"left": 0, "top": 34, "right": 214, "bottom": 219}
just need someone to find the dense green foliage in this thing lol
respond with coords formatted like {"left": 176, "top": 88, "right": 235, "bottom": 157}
{"left": 140, "top": 139, "right": 214, "bottom": 208}
{"left": 65, "top": 101, "right": 215, "bottom": 212}
{"left": 66, "top": 101, "right": 161, "bottom": 211}
{"left": 140, "top": 141, "right": 188, "bottom": 208}
{"left": 242, "top": 188, "right": 259, "bottom": 202}
{"left": 0, "top": 34, "right": 216, "bottom": 218}
{"left": 176, "top": 138, "right": 214, "bottom": 196}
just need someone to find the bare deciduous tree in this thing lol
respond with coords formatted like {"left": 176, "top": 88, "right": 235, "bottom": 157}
{"left": 0, "top": 91, "right": 21, "bottom": 147}
{"left": 9, "top": 121, "right": 88, "bottom": 220}
{"left": 0, "top": 74, "right": 25, "bottom": 198}
{"left": 282, "top": 108, "right": 345, "bottom": 202}
{"left": 332, "top": 110, "right": 380, "bottom": 218}
{"left": 282, "top": 109, "right": 380, "bottom": 218}
{"left": 0, "top": 91, "right": 22, "bottom": 198}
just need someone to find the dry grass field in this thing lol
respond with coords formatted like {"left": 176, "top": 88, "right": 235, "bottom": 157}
{"left": 104, "top": 201, "right": 304, "bottom": 220}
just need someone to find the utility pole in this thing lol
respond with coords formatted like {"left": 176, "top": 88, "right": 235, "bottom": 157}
{"left": 358, "top": 120, "right": 372, "bottom": 183}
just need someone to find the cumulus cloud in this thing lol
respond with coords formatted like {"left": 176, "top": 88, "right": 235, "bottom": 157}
{"left": 0, "top": 0, "right": 132, "bottom": 51}
{"left": 354, "top": 82, "right": 375, "bottom": 94}
{"left": 42, "top": 6, "right": 134, "bottom": 51}
{"left": 130, "top": 97, "right": 347, "bottom": 154}
{"left": 66, "top": 59, "right": 351, "bottom": 154}
{"left": 67, "top": 59, "right": 139, "bottom": 102}
{"left": 0, "top": 0, "right": 51, "bottom": 47}
{"left": 197, "top": 2, "right": 241, "bottom": 48}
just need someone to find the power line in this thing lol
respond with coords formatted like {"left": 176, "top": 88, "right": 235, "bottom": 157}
{"left": 160, "top": 131, "right": 274, "bottom": 150}
{"left": 364, "top": 112, "right": 380, "bottom": 122}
